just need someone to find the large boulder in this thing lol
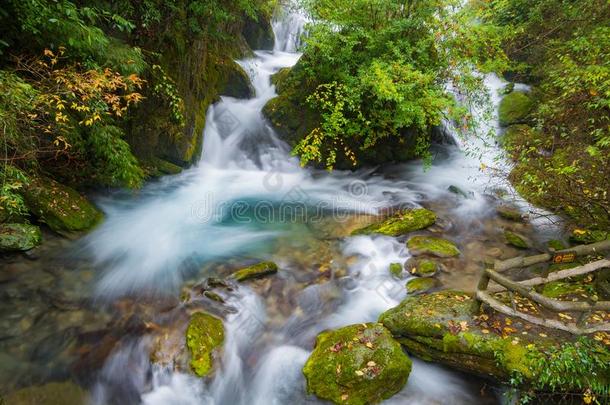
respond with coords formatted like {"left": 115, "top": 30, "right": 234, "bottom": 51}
{"left": 223, "top": 61, "right": 255, "bottom": 99}
{"left": 186, "top": 312, "right": 224, "bottom": 377}
{"left": 498, "top": 91, "right": 533, "bottom": 127}
{"left": 303, "top": 323, "right": 411, "bottom": 405}
{"left": 351, "top": 209, "right": 436, "bottom": 237}
{"left": 379, "top": 291, "right": 610, "bottom": 391}
{"left": 21, "top": 177, "right": 103, "bottom": 234}
{"left": 242, "top": 14, "right": 274, "bottom": 51}
{"left": 406, "top": 236, "right": 460, "bottom": 258}
{"left": 0, "top": 223, "right": 41, "bottom": 252}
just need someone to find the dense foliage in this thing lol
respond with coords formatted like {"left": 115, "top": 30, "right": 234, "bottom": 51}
{"left": 0, "top": 0, "right": 273, "bottom": 217}
{"left": 286, "top": 0, "right": 508, "bottom": 169}
{"left": 486, "top": 0, "right": 610, "bottom": 228}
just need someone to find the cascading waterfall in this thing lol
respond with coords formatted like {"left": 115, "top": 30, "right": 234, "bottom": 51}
{"left": 88, "top": 5, "right": 562, "bottom": 405}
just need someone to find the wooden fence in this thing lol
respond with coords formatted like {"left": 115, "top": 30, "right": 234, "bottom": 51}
{"left": 475, "top": 240, "right": 610, "bottom": 335}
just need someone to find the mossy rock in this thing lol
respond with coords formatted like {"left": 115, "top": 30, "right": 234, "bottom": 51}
{"left": 498, "top": 91, "right": 533, "bottom": 127}
{"left": 230, "top": 261, "right": 278, "bottom": 282}
{"left": 223, "top": 61, "right": 254, "bottom": 98}
{"left": 379, "top": 291, "right": 610, "bottom": 391}
{"left": 406, "top": 236, "right": 460, "bottom": 258}
{"left": 404, "top": 258, "right": 438, "bottom": 277}
{"left": 504, "top": 230, "right": 531, "bottom": 249}
{"left": 303, "top": 323, "right": 411, "bottom": 405}
{"left": 351, "top": 209, "right": 436, "bottom": 237}
{"left": 497, "top": 205, "right": 523, "bottom": 222}
{"left": 447, "top": 185, "right": 471, "bottom": 199}
{"left": 389, "top": 263, "right": 403, "bottom": 278}
{"left": 4, "top": 381, "right": 89, "bottom": 405}
{"left": 569, "top": 228, "right": 609, "bottom": 245}
{"left": 271, "top": 67, "right": 292, "bottom": 94}
{"left": 21, "top": 177, "right": 103, "bottom": 234}
{"left": 186, "top": 312, "right": 225, "bottom": 377}
{"left": 0, "top": 223, "right": 42, "bottom": 252}
{"left": 242, "top": 13, "right": 274, "bottom": 51}
{"left": 153, "top": 157, "right": 183, "bottom": 175}
{"left": 406, "top": 278, "right": 438, "bottom": 295}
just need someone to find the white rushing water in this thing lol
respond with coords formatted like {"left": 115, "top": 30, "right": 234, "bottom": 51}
{"left": 88, "top": 5, "right": 563, "bottom": 404}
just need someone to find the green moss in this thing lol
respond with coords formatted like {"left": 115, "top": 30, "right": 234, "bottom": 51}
{"left": 406, "top": 277, "right": 438, "bottom": 295}
{"left": 186, "top": 312, "right": 224, "bottom": 377}
{"left": 406, "top": 236, "right": 460, "bottom": 258}
{"left": 498, "top": 91, "right": 534, "bottom": 127}
{"left": 303, "top": 323, "right": 411, "bottom": 405}
{"left": 504, "top": 230, "right": 531, "bottom": 249}
{"left": 405, "top": 258, "right": 438, "bottom": 277}
{"left": 270, "top": 67, "right": 292, "bottom": 94}
{"left": 21, "top": 177, "right": 103, "bottom": 234}
{"left": 351, "top": 209, "right": 436, "bottom": 237}
{"left": 541, "top": 280, "right": 586, "bottom": 298}
{"left": 0, "top": 223, "right": 41, "bottom": 252}
{"left": 546, "top": 239, "right": 567, "bottom": 251}
{"left": 223, "top": 61, "right": 254, "bottom": 98}
{"left": 496, "top": 205, "right": 523, "bottom": 221}
{"left": 230, "top": 261, "right": 278, "bottom": 282}
{"left": 569, "top": 229, "right": 609, "bottom": 244}
{"left": 389, "top": 263, "right": 403, "bottom": 278}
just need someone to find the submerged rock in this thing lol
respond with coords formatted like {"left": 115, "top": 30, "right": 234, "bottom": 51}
{"left": 0, "top": 223, "right": 41, "bottom": 252}
{"left": 351, "top": 208, "right": 436, "bottom": 237}
{"left": 406, "top": 277, "right": 438, "bottom": 295}
{"left": 21, "top": 177, "right": 103, "bottom": 234}
{"left": 497, "top": 205, "right": 523, "bottom": 222}
{"left": 406, "top": 236, "right": 460, "bottom": 258}
{"left": 303, "top": 323, "right": 411, "bottom": 405}
{"left": 447, "top": 185, "right": 472, "bottom": 199}
{"left": 504, "top": 230, "right": 531, "bottom": 249}
{"left": 4, "top": 381, "right": 89, "bottom": 405}
{"left": 230, "top": 261, "right": 278, "bottom": 282}
{"left": 498, "top": 91, "right": 533, "bottom": 127}
{"left": 186, "top": 312, "right": 224, "bottom": 377}
{"left": 404, "top": 258, "right": 438, "bottom": 277}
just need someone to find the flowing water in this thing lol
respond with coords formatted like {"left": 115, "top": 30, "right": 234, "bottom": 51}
{"left": 0, "top": 7, "right": 563, "bottom": 405}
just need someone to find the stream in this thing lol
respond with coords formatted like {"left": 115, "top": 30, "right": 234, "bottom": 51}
{"left": 0, "top": 7, "right": 562, "bottom": 405}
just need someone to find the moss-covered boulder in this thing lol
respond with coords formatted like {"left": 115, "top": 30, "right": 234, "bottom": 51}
{"left": 21, "top": 177, "right": 102, "bottom": 234}
{"left": 351, "top": 209, "right": 436, "bottom": 237}
{"left": 303, "top": 323, "right": 411, "bottom": 405}
{"left": 379, "top": 291, "right": 610, "bottom": 393}
{"left": 4, "top": 381, "right": 90, "bottom": 405}
{"left": 389, "top": 263, "right": 403, "bottom": 278}
{"left": 186, "top": 312, "right": 225, "bottom": 377}
{"left": 404, "top": 258, "right": 438, "bottom": 277}
{"left": 406, "top": 277, "right": 438, "bottom": 295}
{"left": 504, "top": 230, "right": 531, "bottom": 249}
{"left": 0, "top": 223, "right": 42, "bottom": 252}
{"left": 406, "top": 236, "right": 460, "bottom": 258}
{"left": 223, "top": 61, "right": 254, "bottom": 99}
{"left": 497, "top": 205, "right": 523, "bottom": 222}
{"left": 242, "top": 13, "right": 274, "bottom": 51}
{"left": 230, "top": 261, "right": 278, "bottom": 282}
{"left": 498, "top": 91, "right": 533, "bottom": 127}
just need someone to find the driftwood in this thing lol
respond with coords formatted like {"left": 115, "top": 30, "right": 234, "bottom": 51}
{"left": 485, "top": 267, "right": 610, "bottom": 312}
{"left": 477, "top": 290, "right": 610, "bottom": 335}
{"left": 494, "top": 239, "right": 610, "bottom": 272}
{"left": 474, "top": 240, "right": 610, "bottom": 335}
{"left": 488, "top": 258, "right": 610, "bottom": 293}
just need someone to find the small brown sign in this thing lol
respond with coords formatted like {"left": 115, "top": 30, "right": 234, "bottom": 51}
{"left": 552, "top": 251, "right": 576, "bottom": 264}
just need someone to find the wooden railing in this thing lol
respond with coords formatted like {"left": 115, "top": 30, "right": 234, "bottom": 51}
{"left": 475, "top": 240, "right": 610, "bottom": 335}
